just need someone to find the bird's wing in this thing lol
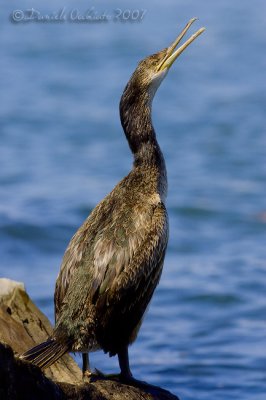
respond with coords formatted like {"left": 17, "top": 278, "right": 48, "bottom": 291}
{"left": 92, "top": 200, "right": 168, "bottom": 354}
{"left": 96, "top": 201, "right": 168, "bottom": 307}
{"left": 54, "top": 195, "right": 113, "bottom": 318}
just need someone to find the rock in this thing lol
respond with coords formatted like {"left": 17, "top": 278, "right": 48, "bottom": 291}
{"left": 0, "top": 278, "right": 25, "bottom": 297}
{"left": 0, "top": 278, "right": 179, "bottom": 400}
{"left": 0, "top": 278, "right": 82, "bottom": 384}
{"left": 0, "top": 342, "right": 65, "bottom": 400}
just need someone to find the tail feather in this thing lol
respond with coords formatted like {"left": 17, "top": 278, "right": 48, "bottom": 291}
{"left": 20, "top": 338, "right": 70, "bottom": 369}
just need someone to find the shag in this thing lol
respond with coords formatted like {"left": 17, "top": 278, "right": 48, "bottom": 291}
{"left": 21, "top": 18, "right": 205, "bottom": 380}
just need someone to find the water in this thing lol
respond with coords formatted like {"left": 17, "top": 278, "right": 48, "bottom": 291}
{"left": 1, "top": 1, "right": 266, "bottom": 399}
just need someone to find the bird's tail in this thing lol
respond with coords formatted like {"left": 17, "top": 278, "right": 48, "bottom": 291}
{"left": 20, "top": 338, "right": 70, "bottom": 369}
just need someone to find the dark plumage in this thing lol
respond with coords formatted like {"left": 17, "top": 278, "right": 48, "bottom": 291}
{"left": 20, "top": 18, "right": 205, "bottom": 380}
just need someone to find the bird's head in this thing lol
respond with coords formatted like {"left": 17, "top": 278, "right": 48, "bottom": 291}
{"left": 123, "top": 18, "right": 205, "bottom": 103}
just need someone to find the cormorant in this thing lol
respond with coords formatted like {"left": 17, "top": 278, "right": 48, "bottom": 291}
{"left": 20, "top": 18, "right": 205, "bottom": 380}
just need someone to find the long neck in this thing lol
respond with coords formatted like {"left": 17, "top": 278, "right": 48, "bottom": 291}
{"left": 120, "top": 86, "right": 167, "bottom": 200}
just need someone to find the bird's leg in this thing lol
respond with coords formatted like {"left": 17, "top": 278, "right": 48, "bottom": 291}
{"left": 90, "top": 348, "right": 132, "bottom": 382}
{"left": 88, "top": 347, "right": 147, "bottom": 386}
{"left": 82, "top": 353, "right": 104, "bottom": 382}
{"left": 118, "top": 346, "right": 133, "bottom": 380}
{"left": 118, "top": 347, "right": 149, "bottom": 387}
{"left": 82, "top": 353, "right": 91, "bottom": 379}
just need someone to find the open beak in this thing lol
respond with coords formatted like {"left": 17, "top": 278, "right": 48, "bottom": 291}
{"left": 158, "top": 18, "right": 205, "bottom": 72}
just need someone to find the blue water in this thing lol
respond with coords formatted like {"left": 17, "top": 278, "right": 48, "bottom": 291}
{"left": 1, "top": 1, "right": 266, "bottom": 399}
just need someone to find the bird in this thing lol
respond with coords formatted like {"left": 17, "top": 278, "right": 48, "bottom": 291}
{"left": 20, "top": 18, "right": 205, "bottom": 381}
